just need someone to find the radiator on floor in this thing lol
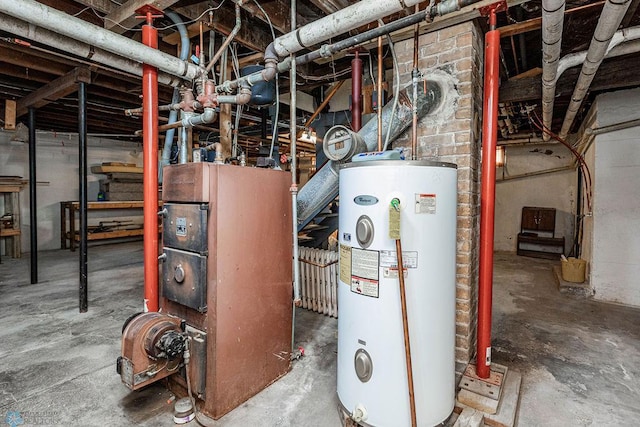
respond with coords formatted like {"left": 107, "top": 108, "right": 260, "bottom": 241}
{"left": 299, "top": 247, "right": 339, "bottom": 318}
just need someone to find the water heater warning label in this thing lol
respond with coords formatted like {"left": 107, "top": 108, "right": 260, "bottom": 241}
{"left": 351, "top": 248, "right": 379, "bottom": 298}
{"left": 415, "top": 193, "right": 436, "bottom": 214}
{"left": 339, "top": 244, "right": 352, "bottom": 284}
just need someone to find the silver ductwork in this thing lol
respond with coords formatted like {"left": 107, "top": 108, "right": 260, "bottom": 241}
{"left": 297, "top": 80, "right": 443, "bottom": 230}
{"left": 558, "top": 0, "right": 632, "bottom": 138}
{"left": 541, "top": 0, "right": 565, "bottom": 141}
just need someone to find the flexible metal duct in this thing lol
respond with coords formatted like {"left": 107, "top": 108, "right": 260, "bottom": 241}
{"left": 541, "top": 0, "right": 566, "bottom": 141}
{"left": 297, "top": 80, "right": 443, "bottom": 230}
{"left": 0, "top": 0, "right": 201, "bottom": 80}
{"left": 558, "top": 0, "right": 632, "bottom": 138}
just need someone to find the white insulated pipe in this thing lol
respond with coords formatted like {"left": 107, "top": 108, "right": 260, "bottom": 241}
{"left": 556, "top": 26, "right": 640, "bottom": 79}
{"left": 558, "top": 0, "right": 632, "bottom": 138}
{"left": 273, "top": 0, "right": 422, "bottom": 56}
{"left": 0, "top": 0, "right": 202, "bottom": 80}
{"left": 0, "top": 13, "right": 182, "bottom": 86}
{"left": 541, "top": 0, "right": 565, "bottom": 141}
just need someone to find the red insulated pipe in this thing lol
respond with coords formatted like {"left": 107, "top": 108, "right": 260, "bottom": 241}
{"left": 142, "top": 13, "right": 159, "bottom": 312}
{"left": 477, "top": 11, "right": 500, "bottom": 379}
{"left": 351, "top": 51, "right": 363, "bottom": 131}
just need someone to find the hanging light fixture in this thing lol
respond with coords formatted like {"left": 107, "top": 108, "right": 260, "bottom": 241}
{"left": 299, "top": 128, "right": 317, "bottom": 144}
{"left": 496, "top": 145, "right": 506, "bottom": 167}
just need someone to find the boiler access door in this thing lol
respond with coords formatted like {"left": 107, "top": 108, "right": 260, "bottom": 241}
{"left": 162, "top": 247, "right": 207, "bottom": 312}
{"left": 163, "top": 203, "right": 209, "bottom": 254}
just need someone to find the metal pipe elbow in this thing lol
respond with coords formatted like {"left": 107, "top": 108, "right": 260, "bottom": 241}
{"left": 261, "top": 58, "right": 278, "bottom": 82}
{"left": 265, "top": 42, "right": 279, "bottom": 62}
{"left": 236, "top": 87, "right": 252, "bottom": 105}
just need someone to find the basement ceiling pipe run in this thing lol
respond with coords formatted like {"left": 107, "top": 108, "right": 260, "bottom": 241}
{"left": 556, "top": 25, "right": 640, "bottom": 79}
{"left": 0, "top": 13, "right": 182, "bottom": 86}
{"left": 0, "top": 0, "right": 201, "bottom": 80}
{"left": 541, "top": 0, "right": 566, "bottom": 141}
{"left": 558, "top": 0, "right": 632, "bottom": 139}
{"left": 273, "top": 0, "right": 424, "bottom": 56}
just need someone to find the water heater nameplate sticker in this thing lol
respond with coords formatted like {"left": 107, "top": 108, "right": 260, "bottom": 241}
{"left": 176, "top": 217, "right": 187, "bottom": 236}
{"left": 415, "top": 193, "right": 437, "bottom": 214}
{"left": 379, "top": 250, "right": 418, "bottom": 269}
{"left": 339, "top": 244, "right": 352, "bottom": 284}
{"left": 383, "top": 267, "right": 409, "bottom": 279}
{"left": 351, "top": 248, "right": 379, "bottom": 298}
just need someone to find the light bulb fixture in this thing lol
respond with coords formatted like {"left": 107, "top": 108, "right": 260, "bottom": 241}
{"left": 299, "top": 128, "right": 317, "bottom": 144}
{"left": 496, "top": 146, "right": 506, "bottom": 167}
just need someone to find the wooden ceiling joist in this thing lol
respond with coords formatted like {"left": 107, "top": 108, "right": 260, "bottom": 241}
{"left": 500, "top": 54, "right": 640, "bottom": 103}
{"left": 17, "top": 68, "right": 91, "bottom": 117}
{"left": 499, "top": 1, "right": 606, "bottom": 38}
{"left": 103, "top": 0, "right": 181, "bottom": 34}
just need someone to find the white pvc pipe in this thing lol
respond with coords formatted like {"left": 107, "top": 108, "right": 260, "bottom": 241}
{"left": 558, "top": 0, "right": 632, "bottom": 138}
{"left": 0, "top": 0, "right": 201, "bottom": 80}
{"left": 273, "top": 0, "right": 421, "bottom": 56}
{"left": 541, "top": 0, "right": 565, "bottom": 141}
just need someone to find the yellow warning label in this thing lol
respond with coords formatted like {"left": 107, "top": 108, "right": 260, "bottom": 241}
{"left": 389, "top": 203, "right": 401, "bottom": 239}
{"left": 339, "top": 244, "right": 351, "bottom": 284}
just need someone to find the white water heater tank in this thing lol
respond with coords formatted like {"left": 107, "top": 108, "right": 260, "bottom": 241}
{"left": 337, "top": 160, "right": 457, "bottom": 426}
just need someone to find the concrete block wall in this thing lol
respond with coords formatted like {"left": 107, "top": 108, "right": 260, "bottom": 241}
{"left": 0, "top": 131, "right": 143, "bottom": 253}
{"left": 393, "top": 22, "right": 483, "bottom": 369}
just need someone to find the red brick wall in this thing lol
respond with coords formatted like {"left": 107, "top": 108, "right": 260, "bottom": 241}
{"left": 393, "top": 21, "right": 483, "bottom": 372}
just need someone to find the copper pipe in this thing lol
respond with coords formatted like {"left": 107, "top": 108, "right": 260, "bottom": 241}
{"left": 411, "top": 4, "right": 420, "bottom": 160}
{"left": 141, "top": 11, "right": 159, "bottom": 313}
{"left": 301, "top": 80, "right": 345, "bottom": 134}
{"left": 377, "top": 34, "right": 383, "bottom": 151}
{"left": 199, "top": 21, "right": 204, "bottom": 64}
{"left": 351, "top": 51, "right": 363, "bottom": 131}
{"left": 205, "top": 3, "right": 241, "bottom": 74}
{"left": 396, "top": 238, "right": 417, "bottom": 427}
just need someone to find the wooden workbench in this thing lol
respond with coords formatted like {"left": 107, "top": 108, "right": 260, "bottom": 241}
{"left": 60, "top": 201, "right": 161, "bottom": 251}
{"left": 1, "top": 181, "right": 24, "bottom": 258}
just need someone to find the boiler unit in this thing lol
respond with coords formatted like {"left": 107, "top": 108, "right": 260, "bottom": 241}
{"left": 337, "top": 160, "right": 457, "bottom": 426}
{"left": 119, "top": 163, "right": 293, "bottom": 421}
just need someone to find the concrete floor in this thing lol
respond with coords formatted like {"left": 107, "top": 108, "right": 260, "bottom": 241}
{"left": 0, "top": 243, "right": 639, "bottom": 426}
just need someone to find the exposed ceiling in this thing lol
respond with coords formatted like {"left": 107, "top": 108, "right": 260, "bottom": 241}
{"left": 0, "top": 0, "right": 639, "bottom": 147}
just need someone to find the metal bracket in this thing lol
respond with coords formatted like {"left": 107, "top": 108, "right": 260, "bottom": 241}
{"left": 478, "top": 0, "right": 507, "bottom": 16}
{"left": 135, "top": 5, "right": 164, "bottom": 18}
{"left": 459, "top": 363, "right": 506, "bottom": 401}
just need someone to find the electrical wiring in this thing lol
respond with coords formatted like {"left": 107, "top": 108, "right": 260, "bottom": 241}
{"left": 528, "top": 110, "right": 593, "bottom": 212}
{"left": 381, "top": 20, "right": 400, "bottom": 151}
{"left": 297, "top": 68, "right": 352, "bottom": 81}
{"left": 73, "top": 7, "right": 92, "bottom": 17}
{"left": 85, "top": 2, "right": 227, "bottom": 32}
